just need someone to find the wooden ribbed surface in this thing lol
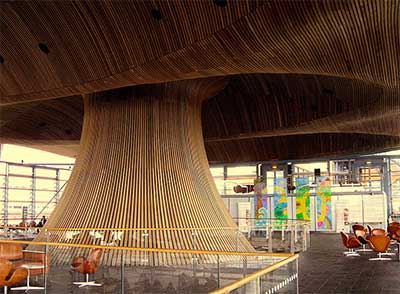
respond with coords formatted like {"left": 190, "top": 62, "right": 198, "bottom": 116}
{"left": 2, "top": 73, "right": 399, "bottom": 162}
{"left": 0, "top": 1, "right": 399, "bottom": 105}
{"left": 32, "top": 78, "right": 253, "bottom": 264}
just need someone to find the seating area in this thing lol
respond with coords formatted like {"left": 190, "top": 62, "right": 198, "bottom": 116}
{"left": 340, "top": 223, "right": 400, "bottom": 262}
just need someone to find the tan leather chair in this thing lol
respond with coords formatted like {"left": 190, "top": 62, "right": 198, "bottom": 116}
{"left": 340, "top": 232, "right": 361, "bottom": 256}
{"left": 388, "top": 222, "right": 400, "bottom": 241}
{"left": 371, "top": 228, "right": 387, "bottom": 236}
{"left": 368, "top": 235, "right": 392, "bottom": 261}
{"left": 352, "top": 224, "right": 372, "bottom": 252}
{"left": 71, "top": 248, "right": 103, "bottom": 288}
{"left": 0, "top": 243, "right": 49, "bottom": 276}
{"left": 0, "top": 258, "right": 28, "bottom": 294}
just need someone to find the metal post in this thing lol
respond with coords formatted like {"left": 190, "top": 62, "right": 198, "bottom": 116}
{"left": 3, "top": 163, "right": 9, "bottom": 225}
{"left": 296, "top": 259, "right": 299, "bottom": 293}
{"left": 290, "top": 224, "right": 295, "bottom": 254}
{"left": 121, "top": 251, "right": 125, "bottom": 294}
{"left": 31, "top": 167, "right": 36, "bottom": 220}
{"left": 217, "top": 255, "right": 220, "bottom": 288}
{"left": 44, "top": 229, "right": 48, "bottom": 294}
{"left": 223, "top": 166, "right": 228, "bottom": 196}
{"left": 268, "top": 225, "right": 273, "bottom": 253}
{"left": 55, "top": 169, "right": 60, "bottom": 204}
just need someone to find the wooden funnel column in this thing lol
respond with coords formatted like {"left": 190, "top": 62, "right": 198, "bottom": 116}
{"left": 37, "top": 78, "right": 253, "bottom": 264}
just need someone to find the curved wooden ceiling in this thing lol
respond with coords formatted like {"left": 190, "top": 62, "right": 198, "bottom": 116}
{"left": 0, "top": 1, "right": 399, "bottom": 162}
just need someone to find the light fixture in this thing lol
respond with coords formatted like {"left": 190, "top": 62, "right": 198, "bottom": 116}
{"left": 38, "top": 43, "right": 50, "bottom": 54}
{"left": 151, "top": 8, "right": 162, "bottom": 21}
{"left": 366, "top": 161, "right": 372, "bottom": 165}
{"left": 272, "top": 165, "right": 278, "bottom": 169}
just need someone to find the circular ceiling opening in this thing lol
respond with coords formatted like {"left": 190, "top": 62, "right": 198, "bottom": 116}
{"left": 213, "top": 0, "right": 227, "bottom": 7}
{"left": 65, "top": 129, "right": 72, "bottom": 135}
{"left": 151, "top": 9, "right": 162, "bottom": 21}
{"left": 38, "top": 43, "right": 50, "bottom": 54}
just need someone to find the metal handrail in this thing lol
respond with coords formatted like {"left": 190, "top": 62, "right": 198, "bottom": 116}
{"left": 210, "top": 254, "right": 299, "bottom": 294}
{"left": 0, "top": 238, "right": 293, "bottom": 258}
{"left": 0, "top": 222, "right": 309, "bottom": 232}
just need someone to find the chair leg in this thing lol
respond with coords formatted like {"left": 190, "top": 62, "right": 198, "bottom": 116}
{"left": 369, "top": 252, "right": 392, "bottom": 261}
{"left": 344, "top": 248, "right": 360, "bottom": 256}
{"left": 4, "top": 286, "right": 8, "bottom": 294}
{"left": 73, "top": 273, "right": 102, "bottom": 288}
{"left": 356, "top": 244, "right": 373, "bottom": 252}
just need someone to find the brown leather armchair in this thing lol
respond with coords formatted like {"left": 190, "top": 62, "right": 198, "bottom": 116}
{"left": 388, "top": 222, "right": 400, "bottom": 241}
{"left": 368, "top": 235, "right": 392, "bottom": 261}
{"left": 0, "top": 243, "right": 49, "bottom": 276}
{"left": 340, "top": 232, "right": 361, "bottom": 256}
{"left": 352, "top": 224, "right": 372, "bottom": 252}
{"left": 71, "top": 248, "right": 103, "bottom": 288}
{"left": 371, "top": 228, "right": 387, "bottom": 236}
{"left": 0, "top": 258, "right": 28, "bottom": 294}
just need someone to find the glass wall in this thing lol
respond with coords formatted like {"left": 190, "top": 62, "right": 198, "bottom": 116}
{"left": 215, "top": 156, "right": 399, "bottom": 232}
{"left": 0, "top": 161, "right": 71, "bottom": 225}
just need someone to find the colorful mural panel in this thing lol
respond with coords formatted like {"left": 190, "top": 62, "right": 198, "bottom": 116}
{"left": 316, "top": 176, "right": 332, "bottom": 230}
{"left": 295, "top": 177, "right": 311, "bottom": 220}
{"left": 254, "top": 178, "right": 268, "bottom": 227}
{"left": 273, "top": 178, "right": 288, "bottom": 220}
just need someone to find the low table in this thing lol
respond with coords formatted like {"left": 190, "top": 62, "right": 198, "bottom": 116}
{"left": 12, "top": 263, "right": 45, "bottom": 291}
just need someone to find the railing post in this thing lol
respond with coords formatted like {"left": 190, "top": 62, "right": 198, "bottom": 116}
{"left": 268, "top": 224, "right": 273, "bottom": 253}
{"left": 120, "top": 250, "right": 125, "bottom": 294}
{"left": 296, "top": 258, "right": 299, "bottom": 294}
{"left": 142, "top": 230, "right": 149, "bottom": 264}
{"left": 235, "top": 228, "right": 239, "bottom": 251}
{"left": 217, "top": 254, "right": 220, "bottom": 288}
{"left": 302, "top": 224, "right": 307, "bottom": 251}
{"left": 44, "top": 229, "right": 48, "bottom": 294}
{"left": 192, "top": 229, "right": 198, "bottom": 276}
{"left": 290, "top": 224, "right": 295, "bottom": 254}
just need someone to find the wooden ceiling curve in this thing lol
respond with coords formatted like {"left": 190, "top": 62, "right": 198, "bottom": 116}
{"left": 0, "top": 1, "right": 399, "bottom": 104}
{"left": 0, "top": 1, "right": 399, "bottom": 162}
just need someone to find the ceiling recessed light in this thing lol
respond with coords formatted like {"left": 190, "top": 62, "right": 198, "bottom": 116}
{"left": 323, "top": 88, "right": 334, "bottom": 95}
{"left": 151, "top": 9, "right": 162, "bottom": 21}
{"left": 38, "top": 43, "right": 50, "bottom": 54}
{"left": 214, "top": 0, "right": 227, "bottom": 7}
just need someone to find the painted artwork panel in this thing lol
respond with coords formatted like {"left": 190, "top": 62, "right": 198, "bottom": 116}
{"left": 316, "top": 176, "right": 332, "bottom": 230}
{"left": 273, "top": 177, "right": 288, "bottom": 220}
{"left": 295, "top": 177, "right": 311, "bottom": 220}
{"left": 254, "top": 178, "right": 268, "bottom": 227}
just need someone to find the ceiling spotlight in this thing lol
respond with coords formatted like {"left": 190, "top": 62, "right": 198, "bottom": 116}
{"left": 151, "top": 8, "right": 162, "bottom": 21}
{"left": 214, "top": 0, "right": 227, "bottom": 7}
{"left": 272, "top": 165, "right": 278, "bottom": 169}
{"left": 38, "top": 43, "right": 50, "bottom": 54}
{"left": 366, "top": 161, "right": 372, "bottom": 165}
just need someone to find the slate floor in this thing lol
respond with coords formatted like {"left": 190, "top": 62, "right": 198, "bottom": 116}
{"left": 298, "top": 233, "right": 400, "bottom": 294}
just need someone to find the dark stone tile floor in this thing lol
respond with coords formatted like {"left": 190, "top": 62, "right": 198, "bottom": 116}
{"left": 298, "top": 233, "right": 400, "bottom": 294}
